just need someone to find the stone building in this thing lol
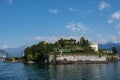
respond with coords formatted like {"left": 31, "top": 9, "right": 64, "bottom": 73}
{"left": 90, "top": 42, "right": 98, "bottom": 52}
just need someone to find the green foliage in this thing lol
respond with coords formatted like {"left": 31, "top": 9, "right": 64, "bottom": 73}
{"left": 24, "top": 41, "right": 54, "bottom": 63}
{"left": 5, "top": 57, "right": 20, "bottom": 62}
{"left": 5, "top": 58, "right": 13, "bottom": 62}
{"left": 27, "top": 54, "right": 33, "bottom": 60}
{"left": 58, "top": 38, "right": 65, "bottom": 47}
{"left": 98, "top": 49, "right": 106, "bottom": 56}
{"left": 23, "top": 37, "right": 97, "bottom": 63}
{"left": 112, "top": 47, "right": 117, "bottom": 54}
{"left": 79, "top": 37, "right": 92, "bottom": 51}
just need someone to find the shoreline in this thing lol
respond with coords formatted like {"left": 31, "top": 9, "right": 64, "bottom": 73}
{"left": 3, "top": 59, "right": 120, "bottom": 64}
{"left": 4, "top": 54, "right": 120, "bottom": 64}
{"left": 49, "top": 61, "right": 109, "bottom": 64}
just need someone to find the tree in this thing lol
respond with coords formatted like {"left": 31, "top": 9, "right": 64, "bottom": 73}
{"left": 27, "top": 54, "right": 33, "bottom": 60}
{"left": 99, "top": 49, "right": 105, "bottom": 56}
{"left": 58, "top": 38, "right": 65, "bottom": 47}
{"left": 24, "top": 47, "right": 32, "bottom": 59}
{"left": 80, "top": 37, "right": 85, "bottom": 47}
{"left": 80, "top": 37, "right": 90, "bottom": 49}
{"left": 112, "top": 47, "right": 117, "bottom": 54}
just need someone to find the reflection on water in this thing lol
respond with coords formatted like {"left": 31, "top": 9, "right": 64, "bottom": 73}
{"left": 0, "top": 62, "right": 120, "bottom": 80}
{"left": 23, "top": 64, "right": 50, "bottom": 80}
{"left": 48, "top": 64, "right": 104, "bottom": 80}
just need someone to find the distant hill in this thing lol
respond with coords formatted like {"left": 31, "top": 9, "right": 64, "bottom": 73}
{"left": 99, "top": 42, "right": 120, "bottom": 56}
{"left": 4, "top": 46, "right": 27, "bottom": 57}
{"left": 99, "top": 42, "right": 120, "bottom": 49}
{"left": 0, "top": 49, "right": 10, "bottom": 58}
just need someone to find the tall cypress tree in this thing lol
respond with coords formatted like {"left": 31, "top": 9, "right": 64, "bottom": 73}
{"left": 112, "top": 47, "right": 117, "bottom": 54}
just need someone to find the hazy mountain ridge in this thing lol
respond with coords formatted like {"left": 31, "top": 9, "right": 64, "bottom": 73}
{"left": 0, "top": 49, "right": 10, "bottom": 58}
{"left": 99, "top": 42, "right": 120, "bottom": 56}
{"left": 4, "top": 46, "right": 27, "bottom": 57}
{"left": 99, "top": 42, "right": 120, "bottom": 49}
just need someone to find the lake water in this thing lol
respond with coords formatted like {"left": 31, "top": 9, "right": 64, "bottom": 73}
{"left": 0, "top": 62, "right": 120, "bottom": 80}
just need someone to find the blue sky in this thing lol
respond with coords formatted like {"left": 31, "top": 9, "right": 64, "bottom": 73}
{"left": 0, "top": 0, "right": 120, "bottom": 48}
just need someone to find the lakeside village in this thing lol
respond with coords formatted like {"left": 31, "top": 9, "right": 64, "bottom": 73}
{"left": 5, "top": 37, "right": 120, "bottom": 64}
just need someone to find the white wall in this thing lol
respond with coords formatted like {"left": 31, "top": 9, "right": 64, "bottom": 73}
{"left": 90, "top": 42, "right": 98, "bottom": 52}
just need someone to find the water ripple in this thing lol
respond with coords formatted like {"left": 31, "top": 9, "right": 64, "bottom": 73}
{"left": 0, "top": 62, "right": 120, "bottom": 80}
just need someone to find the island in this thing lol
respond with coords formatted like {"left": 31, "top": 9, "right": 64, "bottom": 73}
{"left": 4, "top": 37, "right": 120, "bottom": 64}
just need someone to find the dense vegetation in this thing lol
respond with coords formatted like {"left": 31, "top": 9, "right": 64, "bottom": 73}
{"left": 23, "top": 41, "right": 53, "bottom": 63}
{"left": 23, "top": 37, "right": 99, "bottom": 63}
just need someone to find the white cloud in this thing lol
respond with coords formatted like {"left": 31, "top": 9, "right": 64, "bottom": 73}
{"left": 29, "top": 36, "right": 85, "bottom": 43}
{"left": 34, "top": 35, "right": 118, "bottom": 44}
{"left": 8, "top": 0, "right": 13, "bottom": 4}
{"left": 34, "top": 36, "right": 43, "bottom": 41}
{"left": 69, "top": 8, "right": 77, "bottom": 12}
{"left": 68, "top": 8, "right": 92, "bottom": 18}
{"left": 96, "top": 34, "right": 107, "bottom": 44}
{"left": 31, "top": 34, "right": 118, "bottom": 44}
{"left": 99, "top": 2, "right": 110, "bottom": 10}
{"left": 112, "top": 11, "right": 120, "bottom": 20}
{"left": 108, "top": 11, "right": 120, "bottom": 23}
{"left": 49, "top": 9, "right": 58, "bottom": 14}
{"left": 108, "top": 11, "right": 120, "bottom": 35}
{"left": 66, "top": 22, "right": 88, "bottom": 32}
{"left": 2, "top": 45, "right": 9, "bottom": 49}
{"left": 33, "top": 36, "right": 59, "bottom": 43}
{"left": 97, "top": 34, "right": 119, "bottom": 44}
{"left": 98, "top": 39, "right": 108, "bottom": 44}
{"left": 109, "top": 35, "right": 118, "bottom": 43}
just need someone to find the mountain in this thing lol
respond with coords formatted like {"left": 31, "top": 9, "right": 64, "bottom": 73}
{"left": 99, "top": 42, "right": 120, "bottom": 56}
{"left": 0, "top": 49, "right": 10, "bottom": 58}
{"left": 4, "top": 46, "right": 27, "bottom": 57}
{"left": 115, "top": 46, "right": 120, "bottom": 55}
{"left": 99, "top": 42, "right": 120, "bottom": 49}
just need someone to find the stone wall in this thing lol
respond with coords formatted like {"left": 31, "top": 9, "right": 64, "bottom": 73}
{"left": 56, "top": 55, "right": 107, "bottom": 62}
{"left": 49, "top": 55, "right": 107, "bottom": 63}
